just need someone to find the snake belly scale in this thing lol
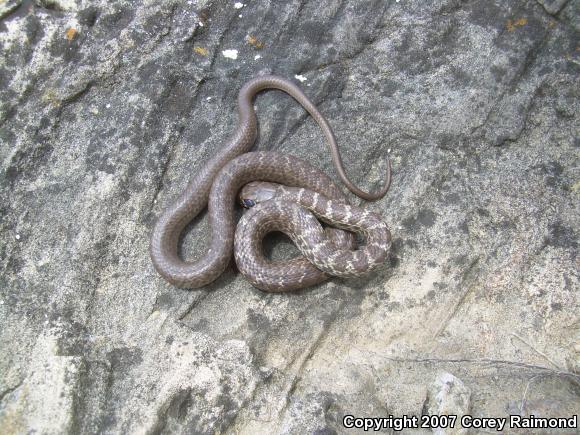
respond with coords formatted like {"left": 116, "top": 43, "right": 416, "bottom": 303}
{"left": 150, "top": 75, "right": 392, "bottom": 291}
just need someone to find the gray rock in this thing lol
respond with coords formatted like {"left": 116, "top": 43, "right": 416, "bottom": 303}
{"left": 0, "top": 1, "right": 22, "bottom": 20}
{"left": 423, "top": 372, "right": 471, "bottom": 435}
{"left": 1, "top": 0, "right": 578, "bottom": 433}
{"left": 535, "top": 0, "right": 571, "bottom": 16}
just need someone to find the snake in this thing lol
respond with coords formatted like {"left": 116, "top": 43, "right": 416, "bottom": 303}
{"left": 236, "top": 178, "right": 392, "bottom": 291}
{"left": 150, "top": 75, "right": 392, "bottom": 291}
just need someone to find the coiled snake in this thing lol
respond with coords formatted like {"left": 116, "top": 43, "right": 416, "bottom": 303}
{"left": 150, "top": 75, "right": 392, "bottom": 292}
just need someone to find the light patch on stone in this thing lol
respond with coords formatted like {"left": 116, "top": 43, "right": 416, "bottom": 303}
{"left": 0, "top": 1, "right": 21, "bottom": 18}
{"left": 86, "top": 171, "right": 116, "bottom": 200}
{"left": 222, "top": 49, "right": 239, "bottom": 60}
{"left": 193, "top": 365, "right": 219, "bottom": 390}
{"left": 294, "top": 74, "right": 307, "bottom": 82}
{"left": 0, "top": 328, "right": 82, "bottom": 433}
{"left": 425, "top": 371, "right": 471, "bottom": 435}
{"left": 234, "top": 2, "right": 244, "bottom": 9}
{"left": 147, "top": 310, "right": 160, "bottom": 321}
{"left": 0, "top": 16, "right": 30, "bottom": 50}
{"left": 254, "top": 54, "right": 262, "bottom": 60}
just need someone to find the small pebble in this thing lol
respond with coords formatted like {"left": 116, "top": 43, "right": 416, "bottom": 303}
{"left": 15, "top": 234, "right": 20, "bottom": 240}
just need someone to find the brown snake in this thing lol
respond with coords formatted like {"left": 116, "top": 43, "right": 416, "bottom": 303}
{"left": 150, "top": 75, "right": 392, "bottom": 291}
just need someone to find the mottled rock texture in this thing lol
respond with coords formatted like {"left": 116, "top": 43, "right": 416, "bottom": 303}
{"left": 1, "top": 0, "right": 579, "bottom": 433}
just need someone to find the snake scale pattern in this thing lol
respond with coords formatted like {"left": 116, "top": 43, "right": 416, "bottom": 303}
{"left": 236, "top": 179, "right": 392, "bottom": 291}
{"left": 150, "top": 75, "right": 392, "bottom": 292}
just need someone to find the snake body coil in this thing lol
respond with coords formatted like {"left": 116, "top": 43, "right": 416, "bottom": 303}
{"left": 235, "top": 180, "right": 392, "bottom": 291}
{"left": 150, "top": 76, "right": 392, "bottom": 291}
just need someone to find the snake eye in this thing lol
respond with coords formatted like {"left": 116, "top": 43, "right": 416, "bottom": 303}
{"left": 241, "top": 198, "right": 256, "bottom": 208}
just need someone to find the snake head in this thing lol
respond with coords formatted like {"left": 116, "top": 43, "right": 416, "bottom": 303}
{"left": 239, "top": 181, "right": 282, "bottom": 208}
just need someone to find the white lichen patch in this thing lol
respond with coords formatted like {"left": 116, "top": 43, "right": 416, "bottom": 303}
{"left": 294, "top": 74, "right": 307, "bottom": 82}
{"left": 86, "top": 171, "right": 116, "bottom": 200}
{"left": 0, "top": 16, "right": 30, "bottom": 52}
{"left": 222, "top": 49, "right": 239, "bottom": 60}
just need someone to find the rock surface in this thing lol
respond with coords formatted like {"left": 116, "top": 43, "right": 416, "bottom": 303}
{"left": 1, "top": 0, "right": 578, "bottom": 433}
{"left": 423, "top": 372, "right": 471, "bottom": 435}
